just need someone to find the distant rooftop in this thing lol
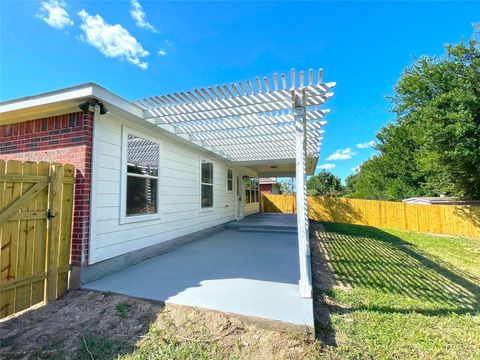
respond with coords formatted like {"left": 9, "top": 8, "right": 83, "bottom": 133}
{"left": 259, "top": 178, "right": 280, "bottom": 185}
{"left": 402, "top": 197, "right": 480, "bottom": 205}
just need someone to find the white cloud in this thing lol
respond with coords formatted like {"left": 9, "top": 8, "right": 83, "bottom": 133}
{"left": 356, "top": 141, "right": 375, "bottom": 149}
{"left": 157, "top": 49, "right": 167, "bottom": 56}
{"left": 326, "top": 148, "right": 356, "bottom": 161}
{"left": 317, "top": 163, "right": 336, "bottom": 170}
{"left": 77, "top": 9, "right": 149, "bottom": 69}
{"left": 37, "top": 0, "right": 73, "bottom": 29}
{"left": 130, "top": 0, "right": 157, "bottom": 32}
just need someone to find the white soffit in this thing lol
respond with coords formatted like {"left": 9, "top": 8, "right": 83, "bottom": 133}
{"left": 135, "top": 69, "right": 335, "bottom": 163}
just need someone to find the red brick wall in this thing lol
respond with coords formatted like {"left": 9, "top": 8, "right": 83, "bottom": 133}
{"left": 0, "top": 112, "right": 93, "bottom": 266}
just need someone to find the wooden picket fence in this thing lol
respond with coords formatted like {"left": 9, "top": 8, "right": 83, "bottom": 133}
{"left": 261, "top": 194, "right": 480, "bottom": 238}
{"left": 0, "top": 160, "right": 75, "bottom": 319}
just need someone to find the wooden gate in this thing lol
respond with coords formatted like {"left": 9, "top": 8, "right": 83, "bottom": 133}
{"left": 0, "top": 160, "right": 75, "bottom": 319}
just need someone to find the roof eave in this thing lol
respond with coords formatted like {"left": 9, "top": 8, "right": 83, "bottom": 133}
{"left": 0, "top": 83, "right": 144, "bottom": 124}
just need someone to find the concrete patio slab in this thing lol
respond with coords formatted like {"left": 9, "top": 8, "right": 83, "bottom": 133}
{"left": 84, "top": 214, "right": 313, "bottom": 327}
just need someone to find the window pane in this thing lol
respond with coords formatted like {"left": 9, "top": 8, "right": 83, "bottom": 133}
{"left": 245, "top": 189, "right": 251, "bottom": 204}
{"left": 202, "top": 161, "right": 213, "bottom": 184}
{"left": 227, "top": 169, "right": 233, "bottom": 191}
{"left": 202, "top": 184, "right": 213, "bottom": 208}
{"left": 127, "top": 134, "right": 159, "bottom": 176}
{"left": 255, "top": 190, "right": 259, "bottom": 203}
{"left": 127, "top": 176, "right": 157, "bottom": 215}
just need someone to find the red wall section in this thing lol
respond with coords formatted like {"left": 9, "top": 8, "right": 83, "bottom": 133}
{"left": 1, "top": 112, "right": 94, "bottom": 266}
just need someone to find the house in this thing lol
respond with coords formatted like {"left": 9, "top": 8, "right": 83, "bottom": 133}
{"left": 402, "top": 196, "right": 480, "bottom": 206}
{"left": 0, "top": 70, "right": 335, "bottom": 316}
{"left": 259, "top": 178, "right": 282, "bottom": 194}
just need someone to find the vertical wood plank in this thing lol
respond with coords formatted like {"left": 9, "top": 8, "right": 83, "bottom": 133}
{"left": 57, "top": 164, "right": 74, "bottom": 297}
{"left": 1, "top": 160, "right": 23, "bottom": 316}
{"left": 31, "top": 162, "right": 50, "bottom": 305}
{"left": 0, "top": 160, "right": 12, "bottom": 318}
{"left": 46, "top": 163, "right": 63, "bottom": 302}
{"left": 14, "top": 161, "right": 37, "bottom": 312}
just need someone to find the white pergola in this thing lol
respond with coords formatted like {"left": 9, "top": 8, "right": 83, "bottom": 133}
{"left": 136, "top": 69, "right": 335, "bottom": 298}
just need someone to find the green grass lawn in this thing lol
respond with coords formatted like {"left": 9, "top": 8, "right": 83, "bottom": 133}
{"left": 315, "top": 223, "right": 480, "bottom": 360}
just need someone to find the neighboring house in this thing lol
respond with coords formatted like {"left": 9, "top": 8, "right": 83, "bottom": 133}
{"left": 0, "top": 72, "right": 335, "bottom": 298}
{"left": 259, "top": 178, "right": 281, "bottom": 194}
{"left": 402, "top": 196, "right": 480, "bottom": 206}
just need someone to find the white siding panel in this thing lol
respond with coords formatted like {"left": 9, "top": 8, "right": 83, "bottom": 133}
{"left": 245, "top": 203, "right": 260, "bottom": 216}
{"left": 90, "top": 113, "right": 254, "bottom": 264}
{"left": 97, "top": 154, "right": 121, "bottom": 170}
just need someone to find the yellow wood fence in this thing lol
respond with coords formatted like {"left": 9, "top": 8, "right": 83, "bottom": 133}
{"left": 0, "top": 160, "right": 75, "bottom": 319}
{"left": 261, "top": 194, "right": 480, "bottom": 238}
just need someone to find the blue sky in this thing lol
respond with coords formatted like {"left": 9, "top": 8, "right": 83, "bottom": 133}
{"left": 1, "top": 1, "right": 478, "bottom": 182}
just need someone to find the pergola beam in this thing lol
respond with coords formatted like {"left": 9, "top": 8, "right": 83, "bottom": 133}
{"left": 188, "top": 122, "right": 325, "bottom": 141}
{"left": 174, "top": 110, "right": 329, "bottom": 134}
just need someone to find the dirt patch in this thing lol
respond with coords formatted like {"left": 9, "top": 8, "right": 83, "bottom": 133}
{"left": 1, "top": 290, "right": 319, "bottom": 359}
{"left": 0, "top": 290, "right": 161, "bottom": 359}
{"left": 310, "top": 221, "right": 350, "bottom": 349}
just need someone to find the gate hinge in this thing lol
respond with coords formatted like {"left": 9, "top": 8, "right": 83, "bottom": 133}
{"left": 47, "top": 209, "right": 55, "bottom": 219}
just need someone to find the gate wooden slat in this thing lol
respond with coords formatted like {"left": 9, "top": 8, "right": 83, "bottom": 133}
{"left": 0, "top": 160, "right": 9, "bottom": 317}
{"left": 46, "top": 163, "right": 63, "bottom": 302}
{"left": 1, "top": 161, "right": 22, "bottom": 317}
{"left": 15, "top": 161, "right": 37, "bottom": 312}
{"left": 57, "top": 164, "right": 74, "bottom": 298}
{"left": 31, "top": 162, "right": 50, "bottom": 306}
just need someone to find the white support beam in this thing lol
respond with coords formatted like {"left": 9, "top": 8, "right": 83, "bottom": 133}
{"left": 294, "top": 90, "right": 312, "bottom": 298}
{"left": 174, "top": 110, "right": 328, "bottom": 135}
{"left": 188, "top": 121, "right": 325, "bottom": 141}
{"left": 200, "top": 132, "right": 323, "bottom": 147}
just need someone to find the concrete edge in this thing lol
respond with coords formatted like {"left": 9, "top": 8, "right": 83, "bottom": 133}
{"left": 166, "top": 303, "right": 315, "bottom": 339}
{"left": 79, "top": 223, "right": 226, "bottom": 284}
{"left": 80, "top": 288, "right": 314, "bottom": 338}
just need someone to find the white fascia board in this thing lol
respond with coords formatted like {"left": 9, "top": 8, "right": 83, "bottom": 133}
{"left": 0, "top": 83, "right": 144, "bottom": 120}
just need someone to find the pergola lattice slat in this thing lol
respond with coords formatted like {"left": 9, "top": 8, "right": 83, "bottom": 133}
{"left": 174, "top": 110, "right": 329, "bottom": 134}
{"left": 135, "top": 68, "right": 335, "bottom": 163}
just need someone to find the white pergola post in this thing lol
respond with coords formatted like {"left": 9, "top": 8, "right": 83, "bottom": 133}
{"left": 293, "top": 90, "right": 312, "bottom": 298}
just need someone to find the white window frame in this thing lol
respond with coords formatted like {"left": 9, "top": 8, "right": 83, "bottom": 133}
{"left": 200, "top": 158, "right": 214, "bottom": 211}
{"left": 226, "top": 168, "right": 233, "bottom": 192}
{"left": 245, "top": 177, "right": 259, "bottom": 205}
{"left": 120, "top": 126, "right": 161, "bottom": 224}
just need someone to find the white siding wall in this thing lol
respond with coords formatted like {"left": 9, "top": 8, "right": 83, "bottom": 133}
{"left": 244, "top": 202, "right": 260, "bottom": 216}
{"left": 90, "top": 113, "right": 258, "bottom": 264}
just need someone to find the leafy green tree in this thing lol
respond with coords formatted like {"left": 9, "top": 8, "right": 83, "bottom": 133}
{"left": 352, "top": 31, "right": 480, "bottom": 200}
{"left": 343, "top": 173, "right": 359, "bottom": 197}
{"left": 279, "top": 178, "right": 295, "bottom": 194}
{"left": 307, "top": 171, "right": 343, "bottom": 196}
